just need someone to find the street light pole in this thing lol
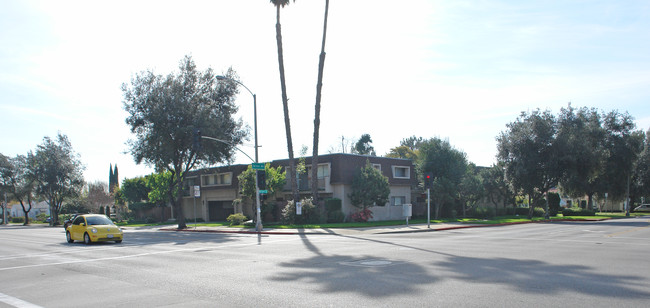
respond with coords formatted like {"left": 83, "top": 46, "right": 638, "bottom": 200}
{"left": 216, "top": 76, "right": 262, "bottom": 231}
{"left": 216, "top": 76, "right": 259, "bottom": 163}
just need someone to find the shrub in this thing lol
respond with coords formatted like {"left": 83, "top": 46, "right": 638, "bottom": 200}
{"left": 325, "top": 198, "right": 342, "bottom": 212}
{"left": 327, "top": 210, "right": 345, "bottom": 223}
{"left": 12, "top": 217, "right": 25, "bottom": 223}
{"left": 281, "top": 198, "right": 320, "bottom": 224}
{"left": 514, "top": 207, "right": 529, "bottom": 216}
{"left": 350, "top": 208, "right": 373, "bottom": 222}
{"left": 532, "top": 207, "right": 546, "bottom": 217}
{"left": 562, "top": 207, "right": 595, "bottom": 216}
{"left": 227, "top": 213, "right": 248, "bottom": 226}
{"left": 261, "top": 202, "right": 276, "bottom": 221}
{"left": 547, "top": 193, "right": 561, "bottom": 216}
{"left": 36, "top": 213, "right": 48, "bottom": 222}
{"left": 473, "top": 207, "right": 496, "bottom": 219}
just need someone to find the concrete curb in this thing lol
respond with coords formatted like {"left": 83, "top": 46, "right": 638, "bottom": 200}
{"left": 158, "top": 217, "right": 613, "bottom": 236}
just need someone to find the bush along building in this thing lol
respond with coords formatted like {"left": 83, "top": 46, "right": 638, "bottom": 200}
{"left": 180, "top": 153, "right": 415, "bottom": 223}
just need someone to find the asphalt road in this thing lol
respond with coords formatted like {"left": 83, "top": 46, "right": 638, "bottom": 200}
{"left": 1, "top": 217, "right": 649, "bottom": 307}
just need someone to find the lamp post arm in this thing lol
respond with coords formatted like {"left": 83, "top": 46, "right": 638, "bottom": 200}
{"left": 215, "top": 75, "right": 259, "bottom": 163}
{"left": 201, "top": 136, "right": 255, "bottom": 163}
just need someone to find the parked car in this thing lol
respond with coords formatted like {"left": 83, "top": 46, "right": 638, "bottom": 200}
{"left": 633, "top": 204, "right": 650, "bottom": 212}
{"left": 65, "top": 214, "right": 123, "bottom": 244}
{"left": 63, "top": 213, "right": 83, "bottom": 230}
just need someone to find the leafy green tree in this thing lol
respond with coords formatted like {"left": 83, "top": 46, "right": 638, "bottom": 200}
{"left": 146, "top": 171, "right": 174, "bottom": 222}
{"left": 354, "top": 134, "right": 376, "bottom": 156}
{"left": 480, "top": 162, "right": 515, "bottom": 214}
{"left": 459, "top": 163, "right": 484, "bottom": 218}
{"left": 385, "top": 145, "right": 418, "bottom": 160}
{"left": 238, "top": 164, "right": 286, "bottom": 217}
{"left": 120, "top": 177, "right": 150, "bottom": 204}
{"left": 122, "top": 56, "right": 247, "bottom": 229}
{"left": 349, "top": 160, "right": 390, "bottom": 211}
{"left": 270, "top": 0, "right": 299, "bottom": 202}
{"left": 632, "top": 129, "right": 650, "bottom": 204}
{"left": 547, "top": 192, "right": 561, "bottom": 216}
{"left": 418, "top": 138, "right": 467, "bottom": 219}
{"left": 0, "top": 154, "right": 36, "bottom": 225}
{"left": 61, "top": 197, "right": 90, "bottom": 214}
{"left": 556, "top": 105, "right": 606, "bottom": 208}
{"left": 109, "top": 164, "right": 119, "bottom": 193}
{"left": 601, "top": 111, "right": 644, "bottom": 204}
{"left": 400, "top": 136, "right": 425, "bottom": 151}
{"left": 29, "top": 133, "right": 85, "bottom": 225}
{"left": 497, "top": 109, "right": 560, "bottom": 219}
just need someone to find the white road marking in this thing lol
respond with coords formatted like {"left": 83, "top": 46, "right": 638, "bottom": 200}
{"left": 0, "top": 292, "right": 43, "bottom": 308}
{"left": 0, "top": 236, "right": 315, "bottom": 272}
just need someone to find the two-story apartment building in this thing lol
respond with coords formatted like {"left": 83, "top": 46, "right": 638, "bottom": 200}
{"left": 180, "top": 153, "right": 415, "bottom": 222}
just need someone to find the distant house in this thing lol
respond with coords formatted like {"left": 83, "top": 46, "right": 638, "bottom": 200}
{"left": 9, "top": 201, "right": 50, "bottom": 219}
{"left": 180, "top": 153, "right": 416, "bottom": 222}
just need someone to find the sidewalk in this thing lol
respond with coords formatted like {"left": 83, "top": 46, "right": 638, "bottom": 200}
{"left": 155, "top": 216, "right": 621, "bottom": 235}
{"left": 157, "top": 221, "right": 509, "bottom": 236}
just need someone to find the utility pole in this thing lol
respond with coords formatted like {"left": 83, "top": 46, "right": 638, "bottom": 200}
{"left": 2, "top": 193, "right": 7, "bottom": 225}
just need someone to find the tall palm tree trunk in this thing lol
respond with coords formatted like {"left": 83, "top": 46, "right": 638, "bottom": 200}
{"left": 275, "top": 4, "right": 299, "bottom": 201}
{"left": 311, "top": 0, "right": 329, "bottom": 212}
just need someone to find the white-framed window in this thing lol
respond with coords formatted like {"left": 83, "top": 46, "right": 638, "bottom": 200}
{"left": 307, "top": 163, "right": 330, "bottom": 179}
{"left": 392, "top": 166, "right": 410, "bottom": 179}
{"left": 391, "top": 196, "right": 406, "bottom": 206}
{"left": 201, "top": 172, "right": 233, "bottom": 186}
{"left": 372, "top": 164, "right": 382, "bottom": 171}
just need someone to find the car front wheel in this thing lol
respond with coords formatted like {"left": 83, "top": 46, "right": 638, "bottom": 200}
{"left": 83, "top": 233, "right": 92, "bottom": 245}
{"left": 115, "top": 240, "right": 122, "bottom": 244}
{"left": 66, "top": 231, "right": 74, "bottom": 243}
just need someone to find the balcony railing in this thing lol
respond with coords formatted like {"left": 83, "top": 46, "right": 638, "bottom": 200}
{"left": 284, "top": 174, "right": 329, "bottom": 192}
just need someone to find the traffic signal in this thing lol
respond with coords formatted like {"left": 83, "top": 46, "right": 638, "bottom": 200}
{"left": 424, "top": 172, "right": 433, "bottom": 189}
{"left": 192, "top": 129, "right": 202, "bottom": 151}
{"left": 256, "top": 170, "right": 266, "bottom": 190}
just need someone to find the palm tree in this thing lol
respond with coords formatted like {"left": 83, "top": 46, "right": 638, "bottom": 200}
{"left": 311, "top": 0, "right": 330, "bottom": 208}
{"left": 270, "top": 0, "right": 299, "bottom": 201}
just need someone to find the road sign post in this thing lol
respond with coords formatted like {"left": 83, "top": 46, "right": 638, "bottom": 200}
{"left": 251, "top": 163, "right": 264, "bottom": 232}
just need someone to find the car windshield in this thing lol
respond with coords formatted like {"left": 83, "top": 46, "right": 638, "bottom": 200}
{"left": 85, "top": 216, "right": 114, "bottom": 226}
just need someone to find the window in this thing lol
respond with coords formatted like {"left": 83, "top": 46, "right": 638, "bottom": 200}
{"left": 392, "top": 166, "right": 410, "bottom": 179}
{"left": 201, "top": 172, "right": 233, "bottom": 186}
{"left": 372, "top": 164, "right": 382, "bottom": 171}
{"left": 307, "top": 164, "right": 330, "bottom": 179}
{"left": 73, "top": 216, "right": 85, "bottom": 225}
{"left": 391, "top": 196, "right": 406, "bottom": 206}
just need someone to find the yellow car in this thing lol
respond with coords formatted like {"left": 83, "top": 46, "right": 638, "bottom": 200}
{"left": 65, "top": 214, "right": 123, "bottom": 244}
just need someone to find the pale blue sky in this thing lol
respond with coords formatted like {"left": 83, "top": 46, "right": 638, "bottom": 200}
{"left": 1, "top": 0, "right": 649, "bottom": 183}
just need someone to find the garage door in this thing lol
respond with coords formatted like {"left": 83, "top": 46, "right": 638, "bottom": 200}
{"left": 208, "top": 201, "right": 234, "bottom": 221}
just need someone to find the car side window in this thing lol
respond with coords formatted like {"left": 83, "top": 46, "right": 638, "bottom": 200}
{"left": 73, "top": 216, "right": 85, "bottom": 225}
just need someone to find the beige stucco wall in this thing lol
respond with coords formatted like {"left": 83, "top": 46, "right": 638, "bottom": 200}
{"left": 181, "top": 188, "right": 239, "bottom": 221}
{"left": 334, "top": 184, "right": 412, "bottom": 221}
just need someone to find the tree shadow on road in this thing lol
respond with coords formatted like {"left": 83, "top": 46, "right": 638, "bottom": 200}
{"left": 270, "top": 253, "right": 436, "bottom": 297}
{"left": 433, "top": 255, "right": 650, "bottom": 298}
{"left": 269, "top": 233, "right": 650, "bottom": 299}
{"left": 267, "top": 233, "right": 438, "bottom": 297}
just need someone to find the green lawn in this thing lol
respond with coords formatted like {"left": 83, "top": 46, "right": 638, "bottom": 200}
{"left": 115, "top": 212, "right": 647, "bottom": 229}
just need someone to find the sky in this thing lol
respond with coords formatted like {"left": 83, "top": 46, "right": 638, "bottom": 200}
{"left": 1, "top": 0, "right": 649, "bottom": 184}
